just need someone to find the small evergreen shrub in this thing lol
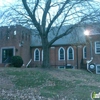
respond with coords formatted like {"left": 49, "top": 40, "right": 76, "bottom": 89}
{"left": 11, "top": 56, "right": 23, "bottom": 68}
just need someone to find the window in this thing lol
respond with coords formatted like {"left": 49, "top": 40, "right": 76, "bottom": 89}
{"left": 2, "top": 48, "right": 14, "bottom": 63}
{"left": 83, "top": 46, "right": 87, "bottom": 59}
{"left": 34, "top": 49, "right": 40, "bottom": 61}
{"left": 96, "top": 65, "right": 100, "bottom": 74}
{"left": 58, "top": 47, "right": 65, "bottom": 60}
{"left": 95, "top": 41, "right": 100, "bottom": 54}
{"left": 67, "top": 47, "right": 74, "bottom": 60}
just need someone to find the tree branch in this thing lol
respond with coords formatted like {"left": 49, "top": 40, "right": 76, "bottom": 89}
{"left": 42, "top": 0, "right": 51, "bottom": 32}
{"left": 48, "top": 25, "right": 74, "bottom": 47}
{"left": 46, "top": 0, "right": 70, "bottom": 34}
{"left": 33, "top": 0, "right": 39, "bottom": 14}
{"left": 22, "top": 0, "right": 42, "bottom": 34}
{"left": 55, "top": 3, "right": 77, "bottom": 37}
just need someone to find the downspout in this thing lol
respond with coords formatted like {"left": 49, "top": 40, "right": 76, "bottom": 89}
{"left": 86, "top": 39, "right": 93, "bottom": 73}
{"left": 86, "top": 57, "right": 93, "bottom": 73}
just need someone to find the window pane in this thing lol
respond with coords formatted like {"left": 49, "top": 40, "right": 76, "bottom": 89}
{"left": 60, "top": 48, "right": 64, "bottom": 60}
{"left": 60, "top": 55, "right": 64, "bottom": 59}
{"left": 69, "top": 54, "right": 73, "bottom": 59}
{"left": 35, "top": 50, "right": 39, "bottom": 60}
{"left": 97, "top": 44, "right": 100, "bottom": 47}
{"left": 84, "top": 47, "right": 87, "bottom": 58}
{"left": 68, "top": 48, "right": 73, "bottom": 60}
{"left": 97, "top": 48, "right": 100, "bottom": 52}
{"left": 96, "top": 42, "right": 100, "bottom": 53}
{"left": 69, "top": 48, "right": 72, "bottom": 53}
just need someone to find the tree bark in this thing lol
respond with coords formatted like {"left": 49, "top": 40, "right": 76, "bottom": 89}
{"left": 42, "top": 37, "right": 50, "bottom": 68}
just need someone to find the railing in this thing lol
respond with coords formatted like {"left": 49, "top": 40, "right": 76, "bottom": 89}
{"left": 26, "top": 59, "right": 32, "bottom": 68}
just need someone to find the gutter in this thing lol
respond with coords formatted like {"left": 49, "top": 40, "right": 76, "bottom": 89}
{"left": 86, "top": 37, "right": 94, "bottom": 73}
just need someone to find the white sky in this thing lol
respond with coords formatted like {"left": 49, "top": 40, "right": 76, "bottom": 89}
{"left": 0, "top": 0, "right": 16, "bottom": 7}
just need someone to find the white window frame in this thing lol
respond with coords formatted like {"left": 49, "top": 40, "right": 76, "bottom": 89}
{"left": 83, "top": 46, "right": 87, "bottom": 59}
{"left": 95, "top": 41, "right": 100, "bottom": 54}
{"left": 67, "top": 46, "right": 74, "bottom": 60}
{"left": 58, "top": 47, "right": 65, "bottom": 60}
{"left": 34, "top": 48, "right": 40, "bottom": 61}
{"left": 42, "top": 50, "right": 43, "bottom": 61}
{"left": 96, "top": 64, "right": 100, "bottom": 74}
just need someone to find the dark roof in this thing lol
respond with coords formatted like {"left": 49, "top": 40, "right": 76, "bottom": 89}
{"left": 30, "top": 26, "right": 86, "bottom": 47}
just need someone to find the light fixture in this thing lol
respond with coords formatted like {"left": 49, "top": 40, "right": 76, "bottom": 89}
{"left": 84, "top": 30, "right": 90, "bottom": 36}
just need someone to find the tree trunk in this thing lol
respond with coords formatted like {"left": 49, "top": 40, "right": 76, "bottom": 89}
{"left": 42, "top": 37, "right": 50, "bottom": 68}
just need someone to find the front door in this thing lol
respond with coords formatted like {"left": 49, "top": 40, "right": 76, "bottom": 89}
{"left": 2, "top": 48, "right": 13, "bottom": 63}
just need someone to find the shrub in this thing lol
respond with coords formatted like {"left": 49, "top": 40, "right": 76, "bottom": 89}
{"left": 11, "top": 56, "right": 23, "bottom": 68}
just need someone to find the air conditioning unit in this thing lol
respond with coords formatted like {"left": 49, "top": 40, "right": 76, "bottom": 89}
{"left": 96, "top": 65, "right": 100, "bottom": 74}
{"left": 89, "top": 64, "right": 95, "bottom": 72}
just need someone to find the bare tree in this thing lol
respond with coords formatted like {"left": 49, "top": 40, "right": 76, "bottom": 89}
{"left": 1, "top": 0, "right": 100, "bottom": 67}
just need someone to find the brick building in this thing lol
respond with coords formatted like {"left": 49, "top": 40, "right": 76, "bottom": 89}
{"left": 30, "top": 27, "right": 86, "bottom": 69}
{"left": 30, "top": 25, "right": 100, "bottom": 72}
{"left": 0, "top": 25, "right": 31, "bottom": 66}
{"left": 0, "top": 25, "right": 100, "bottom": 72}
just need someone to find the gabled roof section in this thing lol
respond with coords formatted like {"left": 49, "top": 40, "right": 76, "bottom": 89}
{"left": 30, "top": 26, "right": 86, "bottom": 47}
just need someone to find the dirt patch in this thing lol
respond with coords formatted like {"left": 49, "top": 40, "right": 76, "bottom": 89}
{"left": 0, "top": 69, "right": 15, "bottom": 90}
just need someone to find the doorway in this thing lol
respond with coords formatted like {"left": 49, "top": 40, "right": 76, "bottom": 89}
{"left": 2, "top": 48, "right": 14, "bottom": 63}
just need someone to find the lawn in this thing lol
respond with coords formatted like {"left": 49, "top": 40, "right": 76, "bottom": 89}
{"left": 0, "top": 68, "right": 100, "bottom": 100}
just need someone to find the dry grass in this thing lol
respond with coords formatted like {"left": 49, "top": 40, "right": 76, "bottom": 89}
{"left": 0, "top": 68, "right": 100, "bottom": 100}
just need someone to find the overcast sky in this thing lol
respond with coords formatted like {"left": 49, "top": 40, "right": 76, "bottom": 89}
{"left": 0, "top": 0, "right": 100, "bottom": 7}
{"left": 0, "top": 0, "right": 16, "bottom": 7}
{"left": 0, "top": 0, "right": 100, "bottom": 26}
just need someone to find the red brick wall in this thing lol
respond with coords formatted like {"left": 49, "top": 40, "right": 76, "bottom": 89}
{"left": 31, "top": 45, "right": 84, "bottom": 68}
{"left": 86, "top": 34, "right": 100, "bottom": 65}
{"left": 25, "top": 33, "right": 100, "bottom": 68}
{"left": 1, "top": 25, "right": 100, "bottom": 69}
{"left": 0, "top": 25, "right": 31, "bottom": 66}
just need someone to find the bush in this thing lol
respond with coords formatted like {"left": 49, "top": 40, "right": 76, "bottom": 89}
{"left": 11, "top": 56, "right": 23, "bottom": 68}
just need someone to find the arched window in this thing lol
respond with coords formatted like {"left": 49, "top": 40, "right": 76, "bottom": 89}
{"left": 67, "top": 47, "right": 74, "bottom": 60}
{"left": 83, "top": 46, "right": 87, "bottom": 59}
{"left": 34, "top": 48, "right": 40, "bottom": 61}
{"left": 58, "top": 47, "right": 65, "bottom": 60}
